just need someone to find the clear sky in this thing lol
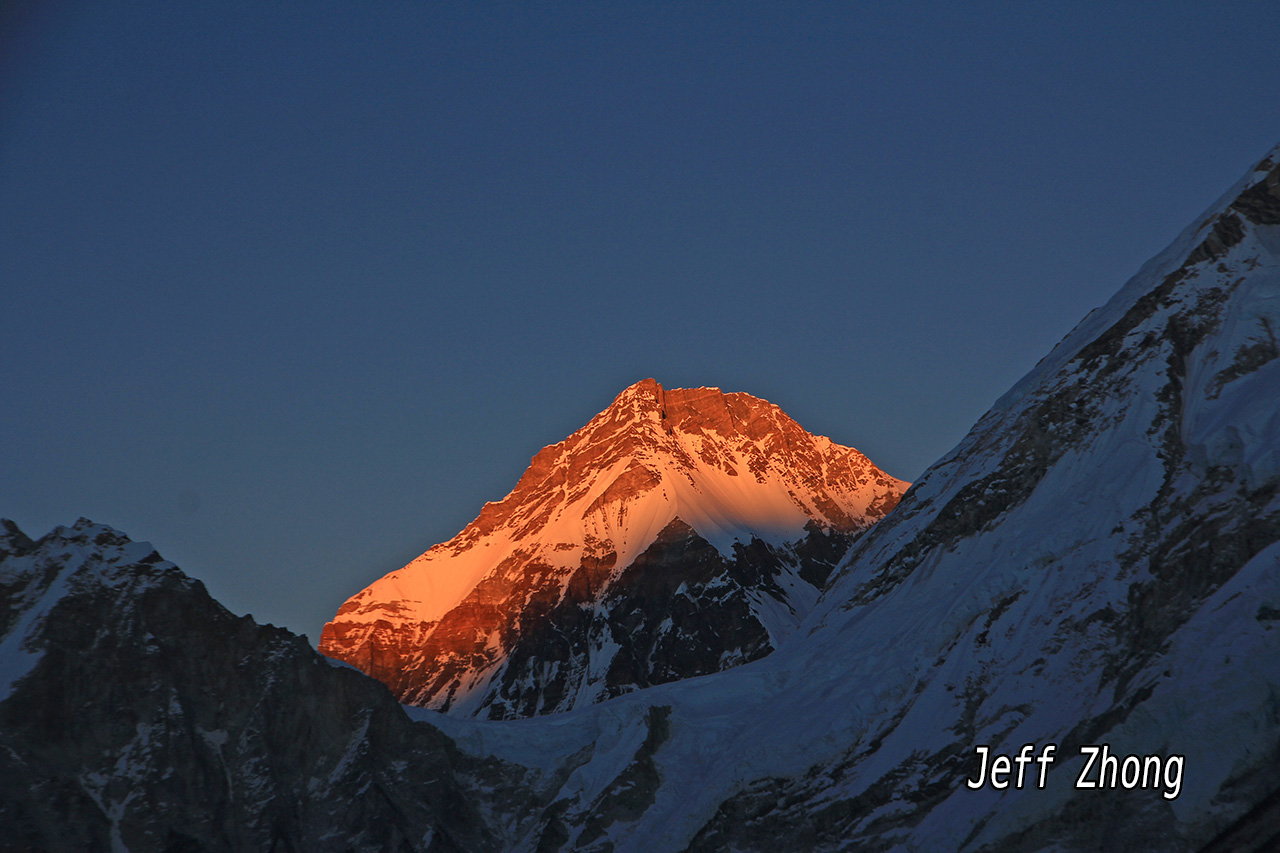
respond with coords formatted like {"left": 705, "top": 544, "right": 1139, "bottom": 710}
{"left": 3, "top": 2, "right": 1278, "bottom": 643}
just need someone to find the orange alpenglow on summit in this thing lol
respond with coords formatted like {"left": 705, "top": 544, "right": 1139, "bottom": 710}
{"left": 320, "top": 379, "right": 908, "bottom": 719}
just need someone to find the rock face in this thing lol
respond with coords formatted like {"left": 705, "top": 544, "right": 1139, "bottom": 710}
{"left": 320, "top": 381, "right": 907, "bottom": 718}
{"left": 0, "top": 519, "right": 545, "bottom": 852}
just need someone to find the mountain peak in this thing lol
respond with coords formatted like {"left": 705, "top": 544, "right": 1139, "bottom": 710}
{"left": 321, "top": 381, "right": 908, "bottom": 717}
{"left": 610, "top": 376, "right": 666, "bottom": 409}
{"left": 603, "top": 378, "right": 788, "bottom": 438}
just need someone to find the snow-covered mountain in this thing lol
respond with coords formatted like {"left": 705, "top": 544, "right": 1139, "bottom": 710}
{"left": 320, "top": 380, "right": 907, "bottom": 718}
{"left": 436, "top": 143, "right": 1279, "bottom": 850}
{"left": 4, "top": 144, "right": 1279, "bottom": 851}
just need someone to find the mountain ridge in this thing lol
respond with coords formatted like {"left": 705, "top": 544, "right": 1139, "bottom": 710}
{"left": 0, "top": 517, "right": 549, "bottom": 851}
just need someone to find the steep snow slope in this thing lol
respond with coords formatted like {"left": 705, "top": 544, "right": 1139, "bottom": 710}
{"left": 321, "top": 381, "right": 906, "bottom": 718}
{"left": 420, "top": 145, "right": 1280, "bottom": 851}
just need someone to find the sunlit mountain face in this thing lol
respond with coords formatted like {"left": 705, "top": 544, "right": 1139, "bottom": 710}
{"left": 320, "top": 378, "right": 908, "bottom": 718}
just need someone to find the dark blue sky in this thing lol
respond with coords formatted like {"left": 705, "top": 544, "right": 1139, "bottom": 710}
{"left": 4, "top": 2, "right": 1278, "bottom": 642}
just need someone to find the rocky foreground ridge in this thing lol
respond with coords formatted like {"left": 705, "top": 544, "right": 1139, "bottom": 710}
{"left": 3, "top": 145, "right": 1280, "bottom": 851}
{"left": 0, "top": 519, "right": 544, "bottom": 851}
{"left": 320, "top": 381, "right": 907, "bottom": 719}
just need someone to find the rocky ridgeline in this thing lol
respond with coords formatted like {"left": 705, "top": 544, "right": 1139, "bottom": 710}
{"left": 0, "top": 520, "right": 544, "bottom": 851}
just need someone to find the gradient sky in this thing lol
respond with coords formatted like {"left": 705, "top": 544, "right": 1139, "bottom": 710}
{"left": 3, "top": 2, "right": 1279, "bottom": 643}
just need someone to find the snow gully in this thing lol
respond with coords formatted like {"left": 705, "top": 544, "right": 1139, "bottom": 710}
{"left": 966, "top": 744, "right": 1184, "bottom": 800}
